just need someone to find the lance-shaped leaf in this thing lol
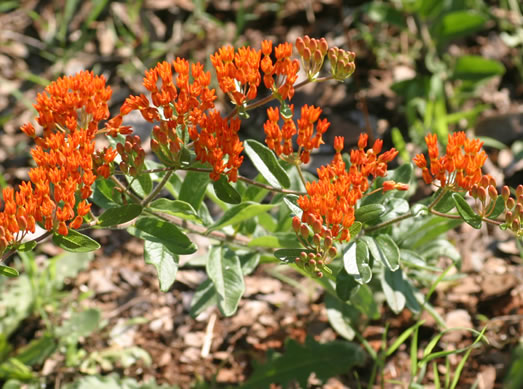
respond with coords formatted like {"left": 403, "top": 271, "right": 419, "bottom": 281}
{"left": 0, "top": 265, "right": 19, "bottom": 278}
{"left": 208, "top": 202, "right": 275, "bottom": 232}
{"left": 128, "top": 173, "right": 152, "bottom": 198}
{"left": 149, "top": 198, "right": 201, "bottom": 222}
{"left": 189, "top": 278, "right": 218, "bottom": 318}
{"left": 343, "top": 240, "right": 372, "bottom": 284}
{"left": 212, "top": 175, "right": 241, "bottom": 204}
{"left": 362, "top": 235, "right": 400, "bottom": 271}
{"left": 130, "top": 216, "right": 197, "bottom": 255}
{"left": 244, "top": 139, "right": 290, "bottom": 189}
{"left": 380, "top": 267, "right": 420, "bottom": 314}
{"left": 240, "top": 337, "right": 365, "bottom": 389}
{"left": 452, "top": 193, "right": 482, "bottom": 229}
{"left": 355, "top": 204, "right": 386, "bottom": 224}
{"left": 53, "top": 230, "right": 100, "bottom": 253}
{"left": 179, "top": 168, "right": 210, "bottom": 210}
{"left": 144, "top": 240, "right": 179, "bottom": 292}
{"left": 325, "top": 294, "right": 359, "bottom": 341}
{"left": 97, "top": 204, "right": 143, "bottom": 227}
{"left": 206, "top": 246, "right": 245, "bottom": 316}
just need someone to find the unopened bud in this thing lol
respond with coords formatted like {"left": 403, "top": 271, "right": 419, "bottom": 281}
{"left": 300, "top": 224, "right": 309, "bottom": 240}
{"left": 300, "top": 251, "right": 308, "bottom": 261}
{"left": 295, "top": 257, "right": 301, "bottom": 264}
{"left": 0, "top": 237, "right": 7, "bottom": 253}
{"left": 316, "top": 271, "right": 323, "bottom": 278}
{"left": 506, "top": 211, "right": 513, "bottom": 224}
{"left": 488, "top": 185, "right": 498, "bottom": 199}
{"left": 512, "top": 218, "right": 520, "bottom": 232}
{"left": 502, "top": 185, "right": 511, "bottom": 202}
{"left": 517, "top": 185, "right": 523, "bottom": 198}
{"left": 328, "top": 246, "right": 337, "bottom": 258}
{"left": 324, "top": 235, "right": 333, "bottom": 249}
{"left": 516, "top": 203, "right": 523, "bottom": 218}
{"left": 319, "top": 38, "right": 328, "bottom": 55}
{"left": 292, "top": 216, "right": 301, "bottom": 233}
{"left": 317, "top": 259, "right": 324, "bottom": 266}
{"left": 312, "top": 219, "right": 322, "bottom": 234}
{"left": 120, "top": 161, "right": 129, "bottom": 174}
{"left": 124, "top": 141, "right": 132, "bottom": 153}
{"left": 116, "top": 142, "right": 124, "bottom": 155}
{"left": 313, "top": 233, "right": 321, "bottom": 247}
{"left": 309, "top": 259, "right": 316, "bottom": 266}
{"left": 151, "top": 138, "right": 160, "bottom": 151}
{"left": 480, "top": 175, "right": 489, "bottom": 188}
{"left": 507, "top": 197, "right": 515, "bottom": 210}
{"left": 303, "top": 47, "right": 311, "bottom": 61}
{"left": 295, "top": 37, "right": 305, "bottom": 54}
{"left": 17, "top": 216, "right": 27, "bottom": 231}
{"left": 129, "top": 167, "right": 137, "bottom": 177}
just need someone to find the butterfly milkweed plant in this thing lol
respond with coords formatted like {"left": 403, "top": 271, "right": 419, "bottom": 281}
{"left": 0, "top": 35, "right": 522, "bottom": 384}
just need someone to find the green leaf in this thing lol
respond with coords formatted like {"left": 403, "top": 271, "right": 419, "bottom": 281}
{"left": 189, "top": 278, "right": 217, "bottom": 318}
{"left": 91, "top": 178, "right": 120, "bottom": 208}
{"left": 17, "top": 241, "right": 36, "bottom": 252}
{"left": 0, "top": 358, "right": 33, "bottom": 380}
{"left": 240, "top": 337, "right": 365, "bottom": 388}
{"left": 53, "top": 230, "right": 100, "bottom": 253}
{"left": 128, "top": 173, "right": 152, "bottom": 198}
{"left": 97, "top": 204, "right": 143, "bottom": 227}
{"left": 432, "top": 189, "right": 455, "bottom": 213}
{"left": 362, "top": 235, "right": 400, "bottom": 271}
{"left": 239, "top": 252, "right": 260, "bottom": 275}
{"left": 488, "top": 195, "right": 505, "bottom": 219}
{"left": 336, "top": 269, "right": 360, "bottom": 301}
{"left": 0, "top": 265, "right": 19, "bottom": 278}
{"left": 452, "top": 193, "right": 482, "bottom": 229}
{"left": 248, "top": 233, "right": 300, "bottom": 249}
{"left": 453, "top": 55, "right": 505, "bottom": 82}
{"left": 381, "top": 267, "right": 420, "bottom": 314}
{"left": 144, "top": 241, "right": 179, "bottom": 292}
{"left": 283, "top": 195, "right": 303, "bottom": 219}
{"left": 56, "top": 308, "right": 100, "bottom": 340}
{"left": 15, "top": 334, "right": 56, "bottom": 366}
{"left": 325, "top": 294, "right": 359, "bottom": 341}
{"left": 206, "top": 246, "right": 245, "bottom": 316}
{"left": 381, "top": 268, "right": 406, "bottom": 314}
{"left": 431, "top": 11, "right": 487, "bottom": 43}
{"left": 208, "top": 202, "right": 275, "bottom": 232}
{"left": 149, "top": 198, "right": 201, "bottom": 222}
{"left": 212, "top": 175, "right": 241, "bottom": 204}
{"left": 244, "top": 139, "right": 291, "bottom": 189}
{"left": 179, "top": 168, "right": 210, "bottom": 210}
{"left": 343, "top": 240, "right": 372, "bottom": 284}
{"left": 348, "top": 221, "right": 362, "bottom": 237}
{"left": 130, "top": 216, "right": 197, "bottom": 255}
{"left": 355, "top": 204, "right": 386, "bottom": 224}
{"left": 400, "top": 249, "right": 440, "bottom": 272}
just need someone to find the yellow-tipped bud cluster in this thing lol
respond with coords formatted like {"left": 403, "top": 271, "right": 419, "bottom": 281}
{"left": 291, "top": 216, "right": 337, "bottom": 278}
{"left": 328, "top": 47, "right": 356, "bottom": 81}
{"left": 503, "top": 184, "right": 523, "bottom": 237}
{"left": 295, "top": 35, "right": 329, "bottom": 80}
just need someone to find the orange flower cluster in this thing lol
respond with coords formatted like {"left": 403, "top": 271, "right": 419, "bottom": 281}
{"left": 210, "top": 46, "right": 261, "bottom": 106}
{"left": 0, "top": 71, "right": 116, "bottom": 251}
{"left": 298, "top": 134, "right": 399, "bottom": 242}
{"left": 261, "top": 40, "right": 300, "bottom": 100}
{"left": 119, "top": 59, "right": 244, "bottom": 181}
{"left": 264, "top": 104, "right": 330, "bottom": 164}
{"left": 190, "top": 111, "right": 244, "bottom": 182}
{"left": 413, "top": 132, "right": 487, "bottom": 191}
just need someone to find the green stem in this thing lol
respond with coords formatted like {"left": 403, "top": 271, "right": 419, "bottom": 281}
{"left": 141, "top": 170, "right": 173, "bottom": 206}
{"left": 180, "top": 166, "right": 306, "bottom": 195}
{"left": 110, "top": 176, "right": 143, "bottom": 203}
{"left": 296, "top": 164, "right": 307, "bottom": 188}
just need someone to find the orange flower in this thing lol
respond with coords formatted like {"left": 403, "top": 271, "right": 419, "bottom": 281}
{"left": 191, "top": 111, "right": 244, "bottom": 182}
{"left": 119, "top": 59, "right": 217, "bottom": 167}
{"left": 211, "top": 45, "right": 261, "bottom": 106}
{"left": 297, "top": 134, "right": 399, "bottom": 242}
{"left": 414, "top": 132, "right": 487, "bottom": 191}
{"left": 0, "top": 71, "right": 115, "bottom": 249}
{"left": 263, "top": 104, "right": 330, "bottom": 163}
{"left": 260, "top": 40, "right": 300, "bottom": 100}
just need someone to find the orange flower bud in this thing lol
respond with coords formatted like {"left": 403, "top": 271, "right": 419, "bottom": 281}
{"left": 488, "top": 185, "right": 497, "bottom": 199}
